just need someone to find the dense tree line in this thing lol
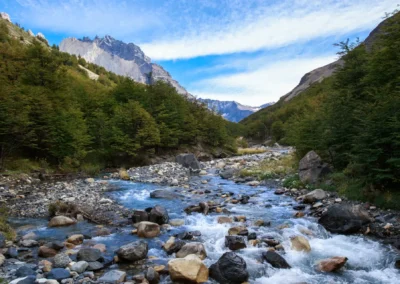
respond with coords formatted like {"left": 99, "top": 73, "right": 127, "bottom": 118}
{"left": 242, "top": 12, "right": 400, "bottom": 198}
{"left": 0, "top": 21, "right": 238, "bottom": 171}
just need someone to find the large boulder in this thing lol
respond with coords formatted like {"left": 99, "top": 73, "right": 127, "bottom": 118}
{"left": 290, "top": 236, "right": 311, "bottom": 252}
{"left": 317, "top": 256, "right": 348, "bottom": 272}
{"left": 98, "top": 270, "right": 126, "bottom": 283}
{"left": 298, "top": 151, "right": 331, "bottom": 183}
{"left": 209, "top": 252, "right": 249, "bottom": 284}
{"left": 225, "top": 236, "right": 246, "bottom": 251}
{"left": 149, "top": 205, "right": 169, "bottom": 225}
{"left": 117, "top": 241, "right": 148, "bottom": 261}
{"left": 150, "top": 189, "right": 180, "bottom": 200}
{"left": 168, "top": 254, "right": 208, "bottom": 283}
{"left": 318, "top": 204, "right": 373, "bottom": 234}
{"left": 220, "top": 168, "right": 237, "bottom": 179}
{"left": 176, "top": 153, "right": 201, "bottom": 171}
{"left": 77, "top": 248, "right": 102, "bottom": 262}
{"left": 132, "top": 210, "right": 149, "bottom": 223}
{"left": 137, "top": 221, "right": 160, "bottom": 238}
{"left": 176, "top": 243, "right": 207, "bottom": 260}
{"left": 303, "top": 189, "right": 327, "bottom": 204}
{"left": 48, "top": 216, "right": 76, "bottom": 227}
{"left": 262, "top": 251, "right": 291, "bottom": 269}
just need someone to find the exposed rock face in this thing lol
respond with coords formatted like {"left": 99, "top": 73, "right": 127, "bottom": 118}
{"left": 60, "top": 36, "right": 193, "bottom": 98}
{"left": 209, "top": 252, "right": 249, "bottom": 284}
{"left": 262, "top": 251, "right": 291, "bottom": 269}
{"left": 0, "top": 12, "right": 11, "bottom": 23}
{"left": 283, "top": 60, "right": 344, "bottom": 102}
{"left": 117, "top": 241, "right": 148, "bottom": 261}
{"left": 175, "top": 153, "right": 201, "bottom": 171}
{"left": 299, "top": 151, "right": 331, "bottom": 183}
{"left": 317, "top": 256, "right": 348, "bottom": 272}
{"left": 199, "top": 99, "right": 274, "bottom": 122}
{"left": 168, "top": 254, "right": 209, "bottom": 283}
{"left": 318, "top": 204, "right": 373, "bottom": 234}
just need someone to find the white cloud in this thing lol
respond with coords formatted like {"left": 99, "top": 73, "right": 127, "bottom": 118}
{"left": 191, "top": 55, "right": 337, "bottom": 106}
{"left": 141, "top": 0, "right": 396, "bottom": 60}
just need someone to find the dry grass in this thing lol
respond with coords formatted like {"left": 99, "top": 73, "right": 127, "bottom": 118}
{"left": 237, "top": 148, "right": 267, "bottom": 155}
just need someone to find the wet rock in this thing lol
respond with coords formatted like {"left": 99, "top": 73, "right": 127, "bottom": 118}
{"left": 395, "top": 258, "right": 400, "bottom": 269}
{"left": 290, "top": 236, "right": 311, "bottom": 252}
{"left": 228, "top": 226, "right": 247, "bottom": 236}
{"left": 38, "top": 246, "right": 57, "bottom": 258}
{"left": 93, "top": 243, "right": 106, "bottom": 253}
{"left": 254, "top": 219, "right": 269, "bottom": 226}
{"left": 299, "top": 150, "right": 331, "bottom": 183}
{"left": 67, "top": 234, "right": 84, "bottom": 245}
{"left": 199, "top": 202, "right": 209, "bottom": 215}
{"left": 184, "top": 205, "right": 203, "bottom": 214}
{"left": 170, "top": 219, "right": 185, "bottom": 227}
{"left": 53, "top": 253, "right": 72, "bottom": 268}
{"left": 87, "top": 261, "right": 104, "bottom": 271}
{"left": 0, "top": 253, "right": 5, "bottom": 266}
{"left": 20, "top": 239, "right": 38, "bottom": 247}
{"left": 149, "top": 205, "right": 169, "bottom": 225}
{"left": 274, "top": 189, "right": 285, "bottom": 195}
{"left": 176, "top": 153, "right": 201, "bottom": 171}
{"left": 317, "top": 256, "right": 348, "bottom": 272}
{"left": 15, "top": 266, "right": 35, "bottom": 277}
{"left": 248, "top": 233, "right": 257, "bottom": 240}
{"left": 5, "top": 247, "right": 18, "bottom": 258}
{"left": 77, "top": 248, "right": 101, "bottom": 262}
{"left": 176, "top": 243, "right": 207, "bottom": 260}
{"left": 98, "top": 270, "right": 126, "bottom": 283}
{"left": 22, "top": 232, "right": 37, "bottom": 240}
{"left": 150, "top": 190, "right": 179, "bottom": 200}
{"left": 145, "top": 267, "right": 160, "bottom": 284}
{"left": 47, "top": 268, "right": 71, "bottom": 281}
{"left": 209, "top": 252, "right": 249, "bottom": 284}
{"left": 137, "top": 221, "right": 160, "bottom": 238}
{"left": 163, "top": 237, "right": 185, "bottom": 255}
{"left": 176, "top": 231, "right": 201, "bottom": 240}
{"left": 318, "top": 204, "right": 373, "bottom": 234}
{"left": 262, "top": 251, "right": 291, "bottom": 269}
{"left": 234, "top": 216, "right": 247, "bottom": 222}
{"left": 168, "top": 254, "right": 208, "bottom": 283}
{"left": 132, "top": 210, "right": 149, "bottom": 223}
{"left": 46, "top": 241, "right": 64, "bottom": 251}
{"left": 48, "top": 216, "right": 76, "bottom": 227}
{"left": 220, "top": 169, "right": 236, "bottom": 179}
{"left": 293, "top": 204, "right": 306, "bottom": 210}
{"left": 303, "top": 189, "right": 327, "bottom": 204}
{"left": 0, "top": 233, "right": 5, "bottom": 248}
{"left": 262, "top": 238, "right": 280, "bottom": 247}
{"left": 225, "top": 236, "right": 246, "bottom": 251}
{"left": 9, "top": 276, "right": 36, "bottom": 284}
{"left": 294, "top": 211, "right": 305, "bottom": 218}
{"left": 117, "top": 241, "right": 148, "bottom": 261}
{"left": 217, "top": 216, "right": 232, "bottom": 224}
{"left": 71, "top": 261, "right": 88, "bottom": 273}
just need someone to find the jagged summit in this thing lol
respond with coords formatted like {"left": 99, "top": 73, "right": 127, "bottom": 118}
{"left": 60, "top": 36, "right": 192, "bottom": 98}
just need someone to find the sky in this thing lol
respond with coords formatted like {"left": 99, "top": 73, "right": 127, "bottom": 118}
{"left": 0, "top": 0, "right": 397, "bottom": 106}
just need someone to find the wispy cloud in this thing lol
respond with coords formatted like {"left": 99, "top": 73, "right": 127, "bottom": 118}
{"left": 191, "top": 55, "right": 336, "bottom": 106}
{"left": 140, "top": 0, "right": 396, "bottom": 60}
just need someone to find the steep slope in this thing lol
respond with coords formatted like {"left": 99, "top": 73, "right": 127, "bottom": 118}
{"left": 60, "top": 36, "right": 193, "bottom": 98}
{"left": 199, "top": 99, "right": 273, "bottom": 122}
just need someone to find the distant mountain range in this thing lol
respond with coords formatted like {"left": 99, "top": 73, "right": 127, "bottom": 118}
{"left": 199, "top": 99, "right": 273, "bottom": 122}
{"left": 60, "top": 35, "right": 272, "bottom": 122}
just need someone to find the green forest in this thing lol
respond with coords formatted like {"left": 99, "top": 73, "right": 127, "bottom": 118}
{"left": 242, "top": 12, "right": 400, "bottom": 207}
{"left": 0, "top": 19, "right": 239, "bottom": 173}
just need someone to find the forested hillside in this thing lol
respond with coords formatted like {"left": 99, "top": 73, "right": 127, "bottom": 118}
{"left": 242, "top": 12, "right": 400, "bottom": 206}
{"left": 0, "top": 19, "right": 238, "bottom": 172}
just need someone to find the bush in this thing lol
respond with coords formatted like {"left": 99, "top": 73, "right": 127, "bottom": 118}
{"left": 0, "top": 206, "right": 16, "bottom": 240}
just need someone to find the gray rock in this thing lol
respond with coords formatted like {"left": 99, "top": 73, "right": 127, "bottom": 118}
{"left": 262, "top": 251, "right": 291, "bottom": 269}
{"left": 98, "top": 270, "right": 126, "bottom": 283}
{"left": 225, "top": 236, "right": 246, "bottom": 251}
{"left": 53, "top": 253, "right": 72, "bottom": 268}
{"left": 148, "top": 205, "right": 169, "bottom": 225}
{"left": 87, "top": 261, "right": 104, "bottom": 271}
{"left": 175, "top": 153, "right": 200, "bottom": 170}
{"left": 150, "top": 189, "right": 180, "bottom": 200}
{"left": 176, "top": 242, "right": 207, "bottom": 260}
{"left": 20, "top": 239, "right": 39, "bottom": 247}
{"left": 318, "top": 204, "right": 373, "bottom": 234}
{"left": 303, "top": 189, "right": 327, "bottom": 204}
{"left": 9, "top": 276, "right": 36, "bottom": 284}
{"left": 209, "top": 252, "right": 249, "bottom": 284}
{"left": 132, "top": 210, "right": 149, "bottom": 223}
{"left": 77, "top": 248, "right": 101, "bottom": 262}
{"left": 47, "top": 268, "right": 71, "bottom": 281}
{"left": 70, "top": 261, "right": 88, "bottom": 273}
{"left": 117, "top": 241, "right": 148, "bottom": 261}
{"left": 15, "top": 266, "right": 35, "bottom": 277}
{"left": 298, "top": 151, "right": 331, "bottom": 183}
{"left": 145, "top": 267, "right": 160, "bottom": 284}
{"left": 220, "top": 169, "right": 237, "bottom": 179}
{"left": 0, "top": 233, "right": 5, "bottom": 248}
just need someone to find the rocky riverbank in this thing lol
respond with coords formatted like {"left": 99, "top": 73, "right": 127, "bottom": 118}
{"left": 0, "top": 148, "right": 399, "bottom": 283}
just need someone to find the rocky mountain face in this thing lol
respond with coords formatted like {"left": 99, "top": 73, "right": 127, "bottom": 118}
{"left": 199, "top": 99, "right": 273, "bottom": 122}
{"left": 60, "top": 36, "right": 193, "bottom": 98}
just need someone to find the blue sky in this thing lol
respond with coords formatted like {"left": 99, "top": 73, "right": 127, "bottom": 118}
{"left": 0, "top": 0, "right": 397, "bottom": 106}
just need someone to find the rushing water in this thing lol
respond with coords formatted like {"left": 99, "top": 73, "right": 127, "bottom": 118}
{"left": 11, "top": 170, "right": 400, "bottom": 284}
